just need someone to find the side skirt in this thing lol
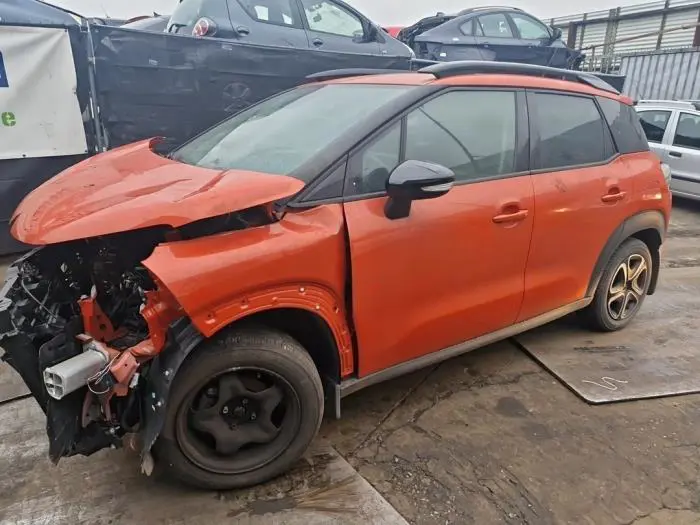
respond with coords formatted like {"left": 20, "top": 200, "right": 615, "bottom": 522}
{"left": 337, "top": 298, "right": 592, "bottom": 406}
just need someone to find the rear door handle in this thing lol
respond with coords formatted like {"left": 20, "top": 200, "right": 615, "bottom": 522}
{"left": 601, "top": 191, "right": 627, "bottom": 203}
{"left": 312, "top": 38, "right": 324, "bottom": 47}
{"left": 669, "top": 151, "right": 683, "bottom": 158}
{"left": 492, "top": 209, "right": 529, "bottom": 224}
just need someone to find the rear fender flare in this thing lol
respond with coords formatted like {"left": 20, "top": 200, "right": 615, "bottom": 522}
{"left": 194, "top": 284, "right": 354, "bottom": 378}
{"left": 586, "top": 210, "right": 666, "bottom": 298}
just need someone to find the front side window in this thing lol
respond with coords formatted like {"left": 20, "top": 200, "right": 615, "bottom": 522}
{"left": 637, "top": 110, "right": 671, "bottom": 143}
{"left": 349, "top": 90, "right": 517, "bottom": 195}
{"left": 349, "top": 123, "right": 401, "bottom": 194}
{"left": 673, "top": 113, "right": 700, "bottom": 149}
{"left": 171, "top": 84, "right": 409, "bottom": 181}
{"left": 477, "top": 13, "right": 514, "bottom": 38}
{"left": 530, "top": 93, "right": 611, "bottom": 171}
{"left": 509, "top": 13, "right": 550, "bottom": 40}
{"left": 405, "top": 91, "right": 516, "bottom": 181}
{"left": 300, "top": 0, "right": 363, "bottom": 37}
{"left": 238, "top": 0, "right": 298, "bottom": 26}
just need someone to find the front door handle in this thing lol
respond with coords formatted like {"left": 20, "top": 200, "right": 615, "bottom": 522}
{"left": 492, "top": 209, "right": 529, "bottom": 224}
{"left": 235, "top": 26, "right": 250, "bottom": 36}
{"left": 601, "top": 191, "right": 627, "bottom": 203}
{"left": 312, "top": 38, "right": 324, "bottom": 47}
{"left": 669, "top": 151, "right": 683, "bottom": 158}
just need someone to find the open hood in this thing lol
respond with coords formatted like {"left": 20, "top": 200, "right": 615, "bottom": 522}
{"left": 11, "top": 139, "right": 305, "bottom": 245}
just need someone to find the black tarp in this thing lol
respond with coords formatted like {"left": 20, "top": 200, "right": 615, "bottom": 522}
{"left": 0, "top": 1, "right": 93, "bottom": 255}
{"left": 91, "top": 26, "right": 412, "bottom": 149}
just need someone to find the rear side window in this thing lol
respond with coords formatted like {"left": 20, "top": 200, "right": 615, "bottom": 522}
{"left": 459, "top": 19, "right": 474, "bottom": 36}
{"left": 597, "top": 97, "right": 652, "bottom": 151}
{"left": 530, "top": 92, "right": 613, "bottom": 171}
{"left": 673, "top": 113, "right": 700, "bottom": 150}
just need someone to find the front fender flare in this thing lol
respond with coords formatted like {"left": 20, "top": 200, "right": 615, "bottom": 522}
{"left": 194, "top": 283, "right": 354, "bottom": 378}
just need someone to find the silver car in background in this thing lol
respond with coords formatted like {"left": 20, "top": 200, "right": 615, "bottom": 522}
{"left": 636, "top": 100, "right": 700, "bottom": 201}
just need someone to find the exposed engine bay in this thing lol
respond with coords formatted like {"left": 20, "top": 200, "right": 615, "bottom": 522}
{"left": 0, "top": 207, "right": 272, "bottom": 464}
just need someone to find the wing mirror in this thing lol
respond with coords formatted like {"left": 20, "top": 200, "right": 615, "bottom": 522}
{"left": 384, "top": 160, "right": 455, "bottom": 220}
{"left": 550, "top": 26, "right": 563, "bottom": 42}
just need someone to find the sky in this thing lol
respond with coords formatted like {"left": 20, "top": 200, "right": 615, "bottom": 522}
{"left": 49, "top": 0, "right": 647, "bottom": 26}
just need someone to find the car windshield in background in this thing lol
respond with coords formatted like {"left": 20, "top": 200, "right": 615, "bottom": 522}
{"left": 171, "top": 84, "right": 409, "bottom": 179}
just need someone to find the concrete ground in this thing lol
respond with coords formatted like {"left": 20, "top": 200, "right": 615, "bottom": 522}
{"left": 1, "top": 199, "right": 699, "bottom": 524}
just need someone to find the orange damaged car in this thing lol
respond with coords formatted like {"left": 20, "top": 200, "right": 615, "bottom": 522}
{"left": 0, "top": 62, "right": 671, "bottom": 489}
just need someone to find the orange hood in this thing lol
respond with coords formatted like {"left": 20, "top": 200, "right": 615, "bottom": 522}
{"left": 11, "top": 139, "right": 305, "bottom": 245}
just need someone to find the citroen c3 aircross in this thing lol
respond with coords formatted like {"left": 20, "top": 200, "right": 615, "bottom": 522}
{"left": 0, "top": 61, "right": 671, "bottom": 489}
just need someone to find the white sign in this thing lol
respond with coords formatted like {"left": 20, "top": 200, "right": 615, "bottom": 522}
{"left": 0, "top": 25, "right": 88, "bottom": 160}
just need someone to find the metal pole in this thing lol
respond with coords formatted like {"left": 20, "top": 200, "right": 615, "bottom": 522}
{"left": 85, "top": 21, "right": 106, "bottom": 152}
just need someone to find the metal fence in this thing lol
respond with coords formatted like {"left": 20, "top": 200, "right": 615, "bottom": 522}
{"left": 620, "top": 47, "right": 700, "bottom": 98}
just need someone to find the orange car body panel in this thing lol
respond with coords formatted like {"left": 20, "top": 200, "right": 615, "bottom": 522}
{"left": 11, "top": 139, "right": 304, "bottom": 245}
{"left": 143, "top": 205, "right": 355, "bottom": 376}
{"left": 9, "top": 71, "right": 672, "bottom": 384}
{"left": 517, "top": 153, "right": 670, "bottom": 321}
{"left": 344, "top": 177, "right": 535, "bottom": 376}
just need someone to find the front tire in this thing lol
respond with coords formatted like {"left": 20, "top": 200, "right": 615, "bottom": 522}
{"left": 153, "top": 327, "right": 324, "bottom": 490}
{"left": 582, "top": 238, "right": 653, "bottom": 332}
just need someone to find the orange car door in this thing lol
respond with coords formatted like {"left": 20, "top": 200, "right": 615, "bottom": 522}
{"left": 517, "top": 91, "right": 638, "bottom": 321}
{"left": 342, "top": 89, "right": 535, "bottom": 376}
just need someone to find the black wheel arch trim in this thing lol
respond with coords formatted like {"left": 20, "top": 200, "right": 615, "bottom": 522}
{"left": 140, "top": 318, "right": 204, "bottom": 458}
{"left": 586, "top": 210, "right": 666, "bottom": 298}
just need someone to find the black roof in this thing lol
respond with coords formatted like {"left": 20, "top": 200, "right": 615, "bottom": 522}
{"left": 0, "top": 0, "right": 78, "bottom": 27}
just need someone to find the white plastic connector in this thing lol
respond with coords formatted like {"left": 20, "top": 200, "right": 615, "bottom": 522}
{"left": 43, "top": 348, "right": 109, "bottom": 400}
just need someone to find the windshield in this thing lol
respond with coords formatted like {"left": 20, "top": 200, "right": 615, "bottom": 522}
{"left": 171, "top": 84, "right": 410, "bottom": 180}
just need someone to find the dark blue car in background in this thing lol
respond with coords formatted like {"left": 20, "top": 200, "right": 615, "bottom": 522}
{"left": 167, "top": 0, "right": 414, "bottom": 57}
{"left": 399, "top": 7, "right": 584, "bottom": 69}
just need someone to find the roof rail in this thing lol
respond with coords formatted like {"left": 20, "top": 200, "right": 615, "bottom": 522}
{"left": 458, "top": 6, "right": 524, "bottom": 15}
{"left": 306, "top": 68, "right": 410, "bottom": 82}
{"left": 418, "top": 61, "right": 620, "bottom": 94}
{"left": 637, "top": 99, "right": 700, "bottom": 110}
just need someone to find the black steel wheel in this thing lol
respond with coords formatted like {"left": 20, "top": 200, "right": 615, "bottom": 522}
{"left": 154, "top": 327, "right": 324, "bottom": 490}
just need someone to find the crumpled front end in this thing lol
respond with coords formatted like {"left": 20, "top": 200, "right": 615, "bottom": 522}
{"left": 0, "top": 230, "right": 192, "bottom": 463}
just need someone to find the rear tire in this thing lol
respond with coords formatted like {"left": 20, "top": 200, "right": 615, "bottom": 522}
{"left": 153, "top": 327, "right": 324, "bottom": 490}
{"left": 582, "top": 238, "right": 653, "bottom": 332}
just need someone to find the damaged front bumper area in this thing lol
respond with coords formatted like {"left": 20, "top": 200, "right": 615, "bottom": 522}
{"left": 0, "top": 242, "right": 202, "bottom": 465}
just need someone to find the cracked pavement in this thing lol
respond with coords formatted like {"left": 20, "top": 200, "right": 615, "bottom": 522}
{"left": 321, "top": 199, "right": 700, "bottom": 525}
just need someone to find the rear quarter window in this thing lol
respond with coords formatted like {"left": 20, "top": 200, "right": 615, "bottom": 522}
{"left": 597, "top": 97, "right": 650, "bottom": 153}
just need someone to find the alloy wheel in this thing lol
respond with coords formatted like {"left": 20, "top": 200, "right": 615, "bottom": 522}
{"left": 607, "top": 254, "right": 649, "bottom": 321}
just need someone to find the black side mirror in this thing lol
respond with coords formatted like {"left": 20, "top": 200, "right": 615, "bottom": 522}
{"left": 384, "top": 160, "right": 455, "bottom": 220}
{"left": 550, "top": 26, "right": 562, "bottom": 42}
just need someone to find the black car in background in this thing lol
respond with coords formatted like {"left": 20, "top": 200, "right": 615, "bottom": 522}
{"left": 167, "top": 0, "right": 413, "bottom": 57}
{"left": 399, "top": 7, "right": 583, "bottom": 69}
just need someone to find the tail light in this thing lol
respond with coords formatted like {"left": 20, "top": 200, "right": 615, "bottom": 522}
{"left": 193, "top": 17, "right": 216, "bottom": 37}
{"left": 661, "top": 162, "right": 672, "bottom": 187}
